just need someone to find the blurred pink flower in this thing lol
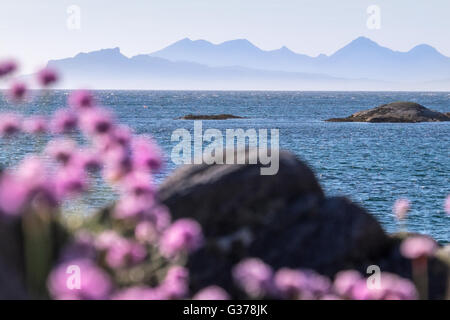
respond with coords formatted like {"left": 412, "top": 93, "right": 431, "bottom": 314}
{"left": 193, "top": 286, "right": 230, "bottom": 300}
{"left": 135, "top": 221, "right": 158, "bottom": 244}
{"left": 45, "top": 138, "right": 77, "bottom": 164}
{"left": 120, "top": 171, "right": 155, "bottom": 198}
{"left": 112, "top": 125, "right": 133, "bottom": 146}
{"left": 50, "top": 108, "right": 78, "bottom": 134}
{"left": 0, "top": 113, "right": 21, "bottom": 136}
{"left": 159, "top": 218, "right": 204, "bottom": 258}
{"left": 160, "top": 266, "right": 189, "bottom": 299}
{"left": 95, "top": 231, "right": 121, "bottom": 251}
{"left": 351, "top": 272, "right": 418, "bottom": 300}
{"left": 47, "top": 259, "right": 112, "bottom": 300}
{"left": 37, "top": 68, "right": 59, "bottom": 87}
{"left": 146, "top": 205, "right": 171, "bottom": 232}
{"left": 68, "top": 90, "right": 95, "bottom": 110}
{"left": 400, "top": 236, "right": 437, "bottom": 259}
{"left": 131, "top": 136, "right": 163, "bottom": 172}
{"left": 333, "top": 270, "right": 362, "bottom": 298}
{"left": 393, "top": 198, "right": 410, "bottom": 220}
{"left": 0, "top": 173, "right": 28, "bottom": 216}
{"left": 114, "top": 194, "right": 154, "bottom": 220}
{"left": 16, "top": 156, "right": 48, "bottom": 187}
{"left": 104, "top": 238, "right": 147, "bottom": 269}
{"left": 112, "top": 286, "right": 164, "bottom": 300}
{"left": 23, "top": 116, "right": 48, "bottom": 134}
{"left": 445, "top": 195, "right": 450, "bottom": 215}
{"left": 301, "top": 270, "right": 332, "bottom": 299}
{"left": 0, "top": 60, "right": 17, "bottom": 77}
{"left": 70, "top": 149, "right": 102, "bottom": 172}
{"left": 54, "top": 166, "right": 87, "bottom": 199}
{"left": 8, "top": 82, "right": 27, "bottom": 101}
{"left": 274, "top": 268, "right": 309, "bottom": 299}
{"left": 232, "top": 258, "right": 274, "bottom": 298}
{"left": 80, "top": 107, "right": 115, "bottom": 136}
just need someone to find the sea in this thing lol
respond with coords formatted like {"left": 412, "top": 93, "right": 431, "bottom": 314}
{"left": 0, "top": 90, "right": 449, "bottom": 243}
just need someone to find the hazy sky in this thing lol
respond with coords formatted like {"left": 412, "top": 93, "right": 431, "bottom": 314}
{"left": 1, "top": 0, "right": 449, "bottom": 73}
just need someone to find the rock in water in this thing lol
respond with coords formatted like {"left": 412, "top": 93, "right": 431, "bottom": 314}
{"left": 326, "top": 101, "right": 450, "bottom": 123}
{"left": 177, "top": 114, "right": 244, "bottom": 120}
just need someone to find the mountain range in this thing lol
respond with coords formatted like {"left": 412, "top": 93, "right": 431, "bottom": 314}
{"left": 46, "top": 37, "right": 450, "bottom": 90}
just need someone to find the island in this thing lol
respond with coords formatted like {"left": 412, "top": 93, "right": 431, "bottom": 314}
{"left": 326, "top": 101, "right": 450, "bottom": 123}
{"left": 177, "top": 114, "right": 244, "bottom": 120}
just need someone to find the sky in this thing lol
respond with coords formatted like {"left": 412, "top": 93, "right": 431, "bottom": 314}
{"left": 1, "top": 0, "right": 449, "bottom": 74}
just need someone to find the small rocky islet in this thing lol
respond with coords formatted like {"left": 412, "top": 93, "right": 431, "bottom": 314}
{"left": 326, "top": 101, "right": 450, "bottom": 123}
{"left": 177, "top": 114, "right": 244, "bottom": 120}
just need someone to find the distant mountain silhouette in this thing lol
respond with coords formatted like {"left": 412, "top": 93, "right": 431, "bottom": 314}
{"left": 150, "top": 36, "right": 450, "bottom": 82}
{"left": 48, "top": 48, "right": 379, "bottom": 90}
{"left": 45, "top": 37, "right": 450, "bottom": 90}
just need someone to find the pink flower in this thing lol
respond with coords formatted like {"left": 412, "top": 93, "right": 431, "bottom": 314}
{"left": 119, "top": 171, "right": 155, "bottom": 198}
{"left": 400, "top": 236, "right": 437, "bottom": 259}
{"left": 135, "top": 221, "right": 158, "bottom": 243}
{"left": 193, "top": 286, "right": 230, "bottom": 300}
{"left": 68, "top": 90, "right": 95, "bottom": 110}
{"left": 47, "top": 259, "right": 112, "bottom": 300}
{"left": 69, "top": 149, "right": 102, "bottom": 172}
{"left": 232, "top": 258, "right": 274, "bottom": 298}
{"left": 333, "top": 270, "right": 362, "bottom": 298}
{"left": 55, "top": 166, "right": 87, "bottom": 199}
{"left": 0, "top": 173, "right": 28, "bottom": 216}
{"left": 37, "top": 68, "right": 58, "bottom": 87}
{"left": 45, "top": 138, "right": 77, "bottom": 164}
{"left": 80, "top": 107, "right": 115, "bottom": 136}
{"left": 445, "top": 195, "right": 450, "bottom": 215}
{"left": 23, "top": 116, "right": 48, "bottom": 134}
{"left": 351, "top": 273, "right": 418, "bottom": 300}
{"left": 50, "top": 108, "right": 78, "bottom": 134}
{"left": 146, "top": 205, "right": 171, "bottom": 232}
{"left": 16, "top": 156, "right": 48, "bottom": 188}
{"left": 274, "top": 268, "right": 309, "bottom": 299}
{"left": 95, "top": 231, "right": 121, "bottom": 251}
{"left": 131, "top": 136, "right": 163, "bottom": 172}
{"left": 0, "top": 60, "right": 17, "bottom": 77}
{"left": 114, "top": 194, "right": 154, "bottom": 220}
{"left": 112, "top": 125, "right": 133, "bottom": 146}
{"left": 104, "top": 238, "right": 147, "bottom": 269}
{"left": 159, "top": 218, "right": 204, "bottom": 258}
{"left": 102, "top": 145, "right": 133, "bottom": 182}
{"left": 160, "top": 266, "right": 189, "bottom": 299}
{"left": 8, "top": 82, "right": 27, "bottom": 101}
{"left": 112, "top": 286, "right": 165, "bottom": 300}
{"left": 393, "top": 198, "right": 410, "bottom": 220}
{"left": 0, "top": 113, "right": 21, "bottom": 136}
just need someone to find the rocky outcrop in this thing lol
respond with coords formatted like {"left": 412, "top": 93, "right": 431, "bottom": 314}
{"left": 177, "top": 114, "right": 244, "bottom": 120}
{"left": 326, "top": 101, "right": 450, "bottom": 123}
{"left": 158, "top": 149, "right": 450, "bottom": 299}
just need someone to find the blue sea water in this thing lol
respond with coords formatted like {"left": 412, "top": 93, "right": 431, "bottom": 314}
{"left": 0, "top": 91, "right": 449, "bottom": 243}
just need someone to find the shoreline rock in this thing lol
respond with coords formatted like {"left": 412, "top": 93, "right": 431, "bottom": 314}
{"left": 326, "top": 101, "right": 450, "bottom": 123}
{"left": 176, "top": 114, "right": 244, "bottom": 120}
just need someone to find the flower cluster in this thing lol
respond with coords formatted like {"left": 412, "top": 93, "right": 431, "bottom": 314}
{"left": 232, "top": 258, "right": 418, "bottom": 300}
{"left": 0, "top": 61, "right": 207, "bottom": 299}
